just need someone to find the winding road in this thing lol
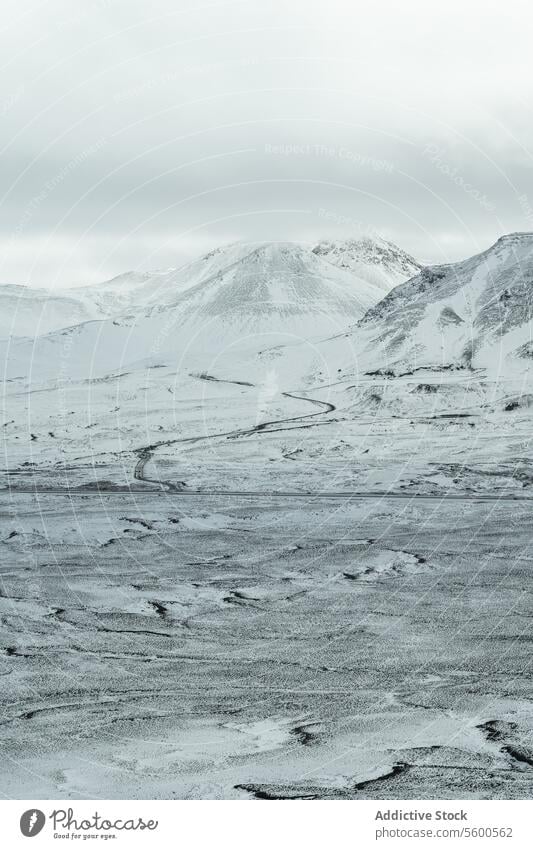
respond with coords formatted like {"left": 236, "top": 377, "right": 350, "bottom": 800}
{"left": 133, "top": 377, "right": 336, "bottom": 490}
{"left": 5, "top": 374, "right": 532, "bottom": 500}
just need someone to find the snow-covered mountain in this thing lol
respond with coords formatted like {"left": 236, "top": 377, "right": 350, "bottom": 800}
{"left": 2, "top": 241, "right": 388, "bottom": 380}
{"left": 71, "top": 242, "right": 275, "bottom": 316}
{"left": 0, "top": 238, "right": 420, "bottom": 339}
{"left": 312, "top": 235, "right": 422, "bottom": 293}
{"left": 347, "top": 233, "right": 533, "bottom": 379}
{"left": 144, "top": 242, "right": 386, "bottom": 330}
{"left": 0, "top": 245, "right": 252, "bottom": 338}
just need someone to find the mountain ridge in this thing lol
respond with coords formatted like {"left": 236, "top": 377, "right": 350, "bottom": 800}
{"left": 351, "top": 231, "right": 533, "bottom": 378}
{"left": 0, "top": 235, "right": 420, "bottom": 339}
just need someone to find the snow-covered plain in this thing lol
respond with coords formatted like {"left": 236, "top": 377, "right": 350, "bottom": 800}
{"left": 1, "top": 233, "right": 533, "bottom": 799}
{"left": 2, "top": 493, "right": 533, "bottom": 799}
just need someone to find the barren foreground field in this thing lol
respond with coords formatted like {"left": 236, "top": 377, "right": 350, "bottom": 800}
{"left": 2, "top": 491, "right": 533, "bottom": 799}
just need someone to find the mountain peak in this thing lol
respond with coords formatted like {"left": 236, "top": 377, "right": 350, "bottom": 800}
{"left": 491, "top": 232, "right": 533, "bottom": 254}
{"left": 495, "top": 231, "right": 533, "bottom": 244}
{"left": 312, "top": 236, "right": 421, "bottom": 292}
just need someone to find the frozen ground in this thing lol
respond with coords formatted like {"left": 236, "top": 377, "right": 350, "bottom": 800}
{"left": 3, "top": 361, "right": 532, "bottom": 497}
{"left": 2, "top": 490, "right": 533, "bottom": 799}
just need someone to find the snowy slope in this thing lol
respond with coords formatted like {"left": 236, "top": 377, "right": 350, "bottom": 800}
{"left": 0, "top": 245, "right": 254, "bottom": 338}
{"left": 347, "top": 233, "right": 533, "bottom": 379}
{"left": 70, "top": 242, "right": 272, "bottom": 316}
{"left": 0, "top": 284, "right": 105, "bottom": 337}
{"left": 146, "top": 242, "right": 384, "bottom": 329}
{"left": 312, "top": 235, "right": 422, "bottom": 293}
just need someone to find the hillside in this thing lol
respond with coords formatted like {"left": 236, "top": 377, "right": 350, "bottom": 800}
{"left": 350, "top": 232, "right": 533, "bottom": 379}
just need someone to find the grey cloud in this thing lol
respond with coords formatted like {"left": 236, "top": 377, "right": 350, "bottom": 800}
{"left": 0, "top": 0, "right": 532, "bottom": 286}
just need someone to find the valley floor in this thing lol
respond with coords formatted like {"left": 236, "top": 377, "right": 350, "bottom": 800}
{"left": 2, "top": 490, "right": 533, "bottom": 799}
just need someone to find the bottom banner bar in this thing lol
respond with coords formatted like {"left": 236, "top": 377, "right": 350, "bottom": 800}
{"left": 1, "top": 799, "right": 531, "bottom": 848}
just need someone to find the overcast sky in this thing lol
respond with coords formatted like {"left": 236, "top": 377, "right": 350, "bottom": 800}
{"left": 1, "top": 0, "right": 532, "bottom": 287}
